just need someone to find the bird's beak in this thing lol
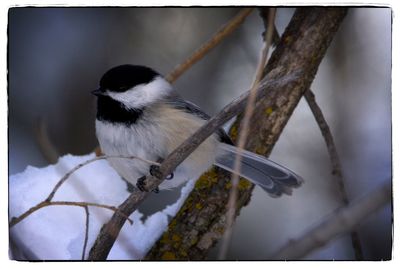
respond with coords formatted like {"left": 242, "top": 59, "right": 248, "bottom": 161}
{"left": 91, "top": 88, "right": 104, "bottom": 96}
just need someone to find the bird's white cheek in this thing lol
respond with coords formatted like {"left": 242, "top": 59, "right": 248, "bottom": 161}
{"left": 106, "top": 76, "right": 172, "bottom": 109}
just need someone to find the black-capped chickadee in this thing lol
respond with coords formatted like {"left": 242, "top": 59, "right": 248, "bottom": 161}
{"left": 92, "top": 65, "right": 303, "bottom": 197}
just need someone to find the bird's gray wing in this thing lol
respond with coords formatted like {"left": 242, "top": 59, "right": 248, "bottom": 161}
{"left": 165, "top": 94, "right": 233, "bottom": 145}
{"left": 215, "top": 143, "right": 304, "bottom": 197}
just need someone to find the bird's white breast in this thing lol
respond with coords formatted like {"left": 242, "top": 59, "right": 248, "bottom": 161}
{"left": 95, "top": 103, "right": 220, "bottom": 190}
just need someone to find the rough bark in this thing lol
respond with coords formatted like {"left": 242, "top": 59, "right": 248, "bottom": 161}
{"left": 145, "top": 8, "right": 348, "bottom": 260}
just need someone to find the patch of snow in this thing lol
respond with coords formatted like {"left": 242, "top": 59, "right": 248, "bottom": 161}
{"left": 9, "top": 154, "right": 194, "bottom": 260}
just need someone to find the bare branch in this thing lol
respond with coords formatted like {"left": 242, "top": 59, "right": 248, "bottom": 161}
{"left": 46, "top": 155, "right": 160, "bottom": 202}
{"left": 88, "top": 187, "right": 149, "bottom": 260}
{"left": 258, "top": 8, "right": 280, "bottom": 46}
{"left": 165, "top": 8, "right": 254, "bottom": 83}
{"left": 304, "top": 89, "right": 364, "bottom": 259}
{"left": 270, "top": 181, "right": 391, "bottom": 260}
{"left": 304, "top": 90, "right": 344, "bottom": 182}
{"left": 9, "top": 200, "right": 133, "bottom": 228}
{"left": 82, "top": 206, "right": 90, "bottom": 260}
{"left": 218, "top": 7, "right": 276, "bottom": 260}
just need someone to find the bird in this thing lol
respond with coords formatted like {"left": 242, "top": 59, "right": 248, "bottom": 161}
{"left": 92, "top": 64, "right": 303, "bottom": 197}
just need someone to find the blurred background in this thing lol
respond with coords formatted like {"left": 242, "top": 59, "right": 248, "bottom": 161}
{"left": 8, "top": 7, "right": 392, "bottom": 260}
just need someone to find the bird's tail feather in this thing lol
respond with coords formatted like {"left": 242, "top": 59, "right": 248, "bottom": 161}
{"left": 215, "top": 143, "right": 303, "bottom": 197}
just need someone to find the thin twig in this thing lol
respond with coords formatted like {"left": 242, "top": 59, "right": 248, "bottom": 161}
{"left": 304, "top": 90, "right": 344, "bottom": 181}
{"left": 82, "top": 206, "right": 90, "bottom": 260}
{"left": 218, "top": 8, "right": 276, "bottom": 260}
{"left": 46, "top": 155, "right": 160, "bottom": 202}
{"left": 258, "top": 8, "right": 280, "bottom": 46}
{"left": 270, "top": 181, "right": 391, "bottom": 260}
{"left": 165, "top": 8, "right": 254, "bottom": 83}
{"left": 88, "top": 188, "right": 150, "bottom": 260}
{"left": 304, "top": 89, "right": 364, "bottom": 259}
{"left": 9, "top": 200, "right": 133, "bottom": 228}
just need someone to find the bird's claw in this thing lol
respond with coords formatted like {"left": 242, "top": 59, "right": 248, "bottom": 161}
{"left": 136, "top": 176, "right": 160, "bottom": 193}
{"left": 149, "top": 165, "right": 174, "bottom": 180}
{"left": 136, "top": 176, "right": 148, "bottom": 192}
{"left": 149, "top": 165, "right": 163, "bottom": 179}
{"left": 152, "top": 187, "right": 160, "bottom": 194}
{"left": 139, "top": 162, "right": 173, "bottom": 193}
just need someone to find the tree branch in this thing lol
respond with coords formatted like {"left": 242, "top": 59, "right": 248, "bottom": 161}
{"left": 82, "top": 205, "right": 90, "bottom": 260}
{"left": 145, "top": 8, "right": 348, "bottom": 260}
{"left": 304, "top": 89, "right": 364, "bottom": 259}
{"left": 258, "top": 8, "right": 280, "bottom": 46}
{"left": 166, "top": 8, "right": 254, "bottom": 83}
{"left": 304, "top": 90, "right": 345, "bottom": 185}
{"left": 46, "top": 155, "right": 159, "bottom": 202}
{"left": 218, "top": 7, "right": 276, "bottom": 260}
{"left": 9, "top": 200, "right": 133, "bottom": 228}
{"left": 270, "top": 181, "right": 391, "bottom": 260}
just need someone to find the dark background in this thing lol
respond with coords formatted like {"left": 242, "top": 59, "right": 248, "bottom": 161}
{"left": 8, "top": 7, "right": 392, "bottom": 260}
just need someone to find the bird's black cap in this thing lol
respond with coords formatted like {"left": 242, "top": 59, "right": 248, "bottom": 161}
{"left": 99, "top": 65, "right": 160, "bottom": 92}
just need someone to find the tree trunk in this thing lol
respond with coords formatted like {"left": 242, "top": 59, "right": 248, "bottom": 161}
{"left": 145, "top": 7, "right": 348, "bottom": 260}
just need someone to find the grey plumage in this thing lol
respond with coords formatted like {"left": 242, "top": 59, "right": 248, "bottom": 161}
{"left": 216, "top": 143, "right": 303, "bottom": 197}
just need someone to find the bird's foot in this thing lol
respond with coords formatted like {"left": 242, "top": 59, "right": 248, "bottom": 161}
{"left": 149, "top": 163, "right": 174, "bottom": 180}
{"left": 149, "top": 165, "right": 163, "bottom": 179}
{"left": 136, "top": 176, "right": 160, "bottom": 193}
{"left": 136, "top": 176, "right": 148, "bottom": 192}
